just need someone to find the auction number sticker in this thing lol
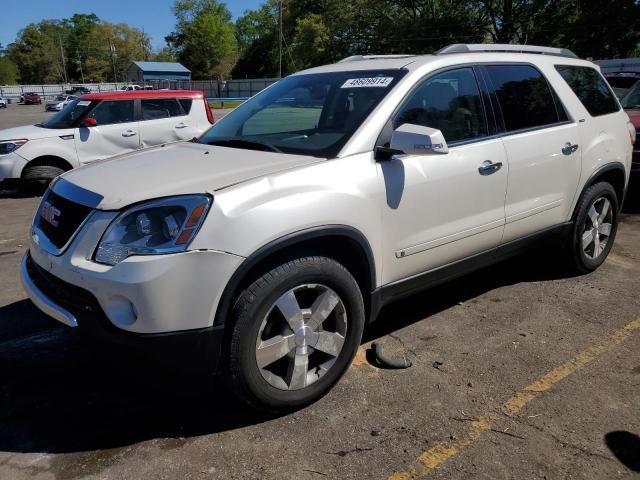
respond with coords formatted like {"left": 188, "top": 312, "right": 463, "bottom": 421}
{"left": 78, "top": 100, "right": 91, "bottom": 106}
{"left": 341, "top": 77, "right": 394, "bottom": 88}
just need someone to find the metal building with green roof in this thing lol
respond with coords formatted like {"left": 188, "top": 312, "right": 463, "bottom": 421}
{"left": 126, "top": 61, "right": 191, "bottom": 83}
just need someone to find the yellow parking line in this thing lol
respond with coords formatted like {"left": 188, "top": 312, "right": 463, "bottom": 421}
{"left": 389, "top": 318, "right": 640, "bottom": 480}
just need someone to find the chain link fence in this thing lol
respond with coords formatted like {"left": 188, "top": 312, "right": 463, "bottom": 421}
{"left": 0, "top": 78, "right": 279, "bottom": 102}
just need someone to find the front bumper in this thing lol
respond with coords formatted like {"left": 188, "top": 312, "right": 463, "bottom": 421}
{"left": 21, "top": 251, "right": 226, "bottom": 367}
{"left": 0, "top": 151, "right": 28, "bottom": 181}
{"left": 28, "top": 208, "right": 244, "bottom": 334}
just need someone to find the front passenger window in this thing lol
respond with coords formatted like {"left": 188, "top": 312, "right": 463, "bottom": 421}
{"left": 394, "top": 67, "right": 488, "bottom": 144}
{"left": 88, "top": 100, "right": 134, "bottom": 125}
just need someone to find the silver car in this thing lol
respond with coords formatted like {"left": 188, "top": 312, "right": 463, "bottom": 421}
{"left": 45, "top": 95, "right": 77, "bottom": 111}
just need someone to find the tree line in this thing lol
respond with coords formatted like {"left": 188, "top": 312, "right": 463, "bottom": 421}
{"left": 1, "top": 0, "right": 640, "bottom": 84}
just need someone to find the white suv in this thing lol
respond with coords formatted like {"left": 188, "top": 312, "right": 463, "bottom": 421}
{"left": 22, "top": 44, "right": 634, "bottom": 410}
{"left": 0, "top": 90, "right": 214, "bottom": 188}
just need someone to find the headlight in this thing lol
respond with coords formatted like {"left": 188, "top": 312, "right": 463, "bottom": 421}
{"left": 95, "top": 195, "right": 211, "bottom": 266}
{"left": 0, "top": 139, "right": 28, "bottom": 155}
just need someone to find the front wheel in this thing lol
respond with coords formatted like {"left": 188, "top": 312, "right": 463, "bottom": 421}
{"left": 226, "top": 256, "right": 365, "bottom": 411}
{"left": 22, "top": 164, "right": 66, "bottom": 194}
{"left": 567, "top": 182, "right": 619, "bottom": 273}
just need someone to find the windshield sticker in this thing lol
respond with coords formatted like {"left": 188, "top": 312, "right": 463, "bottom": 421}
{"left": 77, "top": 100, "right": 91, "bottom": 106}
{"left": 341, "top": 77, "right": 394, "bottom": 88}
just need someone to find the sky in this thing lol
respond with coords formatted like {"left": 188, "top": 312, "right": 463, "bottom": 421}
{"left": 1, "top": 0, "right": 262, "bottom": 50}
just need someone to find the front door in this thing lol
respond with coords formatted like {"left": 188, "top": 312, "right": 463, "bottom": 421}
{"left": 74, "top": 99, "right": 140, "bottom": 164}
{"left": 379, "top": 66, "right": 508, "bottom": 285}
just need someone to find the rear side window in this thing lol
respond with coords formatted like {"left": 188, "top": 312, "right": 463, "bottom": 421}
{"left": 141, "top": 98, "right": 184, "bottom": 120}
{"left": 486, "top": 65, "right": 565, "bottom": 131}
{"left": 556, "top": 65, "right": 620, "bottom": 117}
{"left": 88, "top": 100, "right": 135, "bottom": 125}
{"left": 179, "top": 99, "right": 193, "bottom": 114}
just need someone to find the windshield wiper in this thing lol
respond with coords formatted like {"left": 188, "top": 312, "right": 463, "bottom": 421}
{"left": 205, "top": 138, "right": 282, "bottom": 153}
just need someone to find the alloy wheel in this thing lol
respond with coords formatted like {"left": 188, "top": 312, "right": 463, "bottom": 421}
{"left": 255, "top": 284, "right": 347, "bottom": 391}
{"left": 582, "top": 196, "right": 613, "bottom": 260}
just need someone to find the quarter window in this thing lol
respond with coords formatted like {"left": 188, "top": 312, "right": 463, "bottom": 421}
{"left": 141, "top": 98, "right": 184, "bottom": 120}
{"left": 486, "top": 65, "right": 565, "bottom": 131}
{"left": 555, "top": 65, "right": 620, "bottom": 117}
{"left": 178, "top": 99, "right": 193, "bottom": 114}
{"left": 394, "top": 67, "right": 488, "bottom": 144}
{"left": 87, "top": 100, "right": 135, "bottom": 125}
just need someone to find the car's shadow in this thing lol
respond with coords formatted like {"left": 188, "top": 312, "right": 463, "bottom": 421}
{"left": 0, "top": 247, "right": 581, "bottom": 455}
{"left": 0, "top": 180, "right": 40, "bottom": 199}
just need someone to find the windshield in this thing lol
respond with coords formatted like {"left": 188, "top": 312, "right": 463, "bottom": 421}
{"left": 54, "top": 96, "right": 65, "bottom": 101}
{"left": 40, "top": 99, "right": 95, "bottom": 129}
{"left": 621, "top": 82, "right": 640, "bottom": 109}
{"left": 199, "top": 70, "right": 407, "bottom": 158}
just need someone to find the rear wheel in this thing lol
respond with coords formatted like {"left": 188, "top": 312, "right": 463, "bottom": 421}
{"left": 567, "top": 182, "right": 619, "bottom": 273}
{"left": 226, "top": 256, "right": 364, "bottom": 411}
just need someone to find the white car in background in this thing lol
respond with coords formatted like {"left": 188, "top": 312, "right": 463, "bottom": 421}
{"left": 0, "top": 97, "right": 8, "bottom": 108}
{"left": 45, "top": 95, "right": 78, "bottom": 111}
{"left": 0, "top": 90, "right": 214, "bottom": 189}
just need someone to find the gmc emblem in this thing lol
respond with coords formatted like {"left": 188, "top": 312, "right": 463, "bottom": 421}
{"left": 41, "top": 201, "right": 61, "bottom": 227}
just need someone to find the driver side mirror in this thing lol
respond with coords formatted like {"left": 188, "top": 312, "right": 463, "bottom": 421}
{"left": 390, "top": 123, "right": 449, "bottom": 156}
{"left": 82, "top": 117, "right": 97, "bottom": 127}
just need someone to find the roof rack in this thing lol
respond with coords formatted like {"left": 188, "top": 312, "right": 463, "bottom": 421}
{"left": 338, "top": 54, "right": 416, "bottom": 63}
{"left": 436, "top": 44, "right": 578, "bottom": 59}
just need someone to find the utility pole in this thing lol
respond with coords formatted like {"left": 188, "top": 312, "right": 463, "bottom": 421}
{"left": 76, "top": 48, "right": 85, "bottom": 84}
{"left": 58, "top": 33, "right": 68, "bottom": 84}
{"left": 109, "top": 41, "right": 118, "bottom": 83}
{"left": 278, "top": 1, "right": 283, "bottom": 78}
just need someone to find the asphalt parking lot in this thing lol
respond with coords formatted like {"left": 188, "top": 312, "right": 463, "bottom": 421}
{"left": 1, "top": 104, "right": 640, "bottom": 479}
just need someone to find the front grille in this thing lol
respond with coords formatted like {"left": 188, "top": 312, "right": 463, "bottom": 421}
{"left": 37, "top": 189, "right": 92, "bottom": 249}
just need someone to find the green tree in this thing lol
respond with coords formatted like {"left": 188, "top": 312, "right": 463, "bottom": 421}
{"left": 0, "top": 57, "right": 18, "bottom": 84}
{"left": 7, "top": 15, "right": 153, "bottom": 83}
{"left": 291, "top": 14, "right": 330, "bottom": 70}
{"left": 166, "top": 0, "right": 238, "bottom": 79}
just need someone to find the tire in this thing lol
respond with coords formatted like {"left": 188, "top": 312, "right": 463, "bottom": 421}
{"left": 226, "top": 256, "right": 365, "bottom": 411}
{"left": 22, "top": 165, "right": 66, "bottom": 193}
{"left": 566, "top": 181, "right": 619, "bottom": 273}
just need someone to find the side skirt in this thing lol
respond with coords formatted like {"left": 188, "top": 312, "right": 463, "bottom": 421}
{"left": 369, "top": 221, "right": 573, "bottom": 320}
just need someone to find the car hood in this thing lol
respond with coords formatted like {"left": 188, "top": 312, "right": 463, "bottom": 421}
{"left": 59, "top": 142, "right": 324, "bottom": 210}
{"left": 626, "top": 109, "right": 640, "bottom": 129}
{"left": 0, "top": 124, "right": 67, "bottom": 141}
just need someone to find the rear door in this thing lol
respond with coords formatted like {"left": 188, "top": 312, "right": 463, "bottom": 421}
{"left": 481, "top": 64, "right": 582, "bottom": 243}
{"left": 138, "top": 97, "right": 198, "bottom": 147}
{"left": 74, "top": 99, "right": 140, "bottom": 164}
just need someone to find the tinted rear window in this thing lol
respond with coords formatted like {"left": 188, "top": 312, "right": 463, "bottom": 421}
{"left": 556, "top": 65, "right": 620, "bottom": 116}
{"left": 486, "top": 64, "right": 566, "bottom": 131}
{"left": 141, "top": 98, "right": 184, "bottom": 120}
{"left": 179, "top": 99, "right": 193, "bottom": 114}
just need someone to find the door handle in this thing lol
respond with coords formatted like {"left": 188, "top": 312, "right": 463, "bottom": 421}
{"left": 478, "top": 160, "right": 503, "bottom": 175}
{"left": 175, "top": 123, "right": 188, "bottom": 129}
{"left": 122, "top": 130, "right": 137, "bottom": 137}
{"left": 562, "top": 142, "right": 579, "bottom": 155}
